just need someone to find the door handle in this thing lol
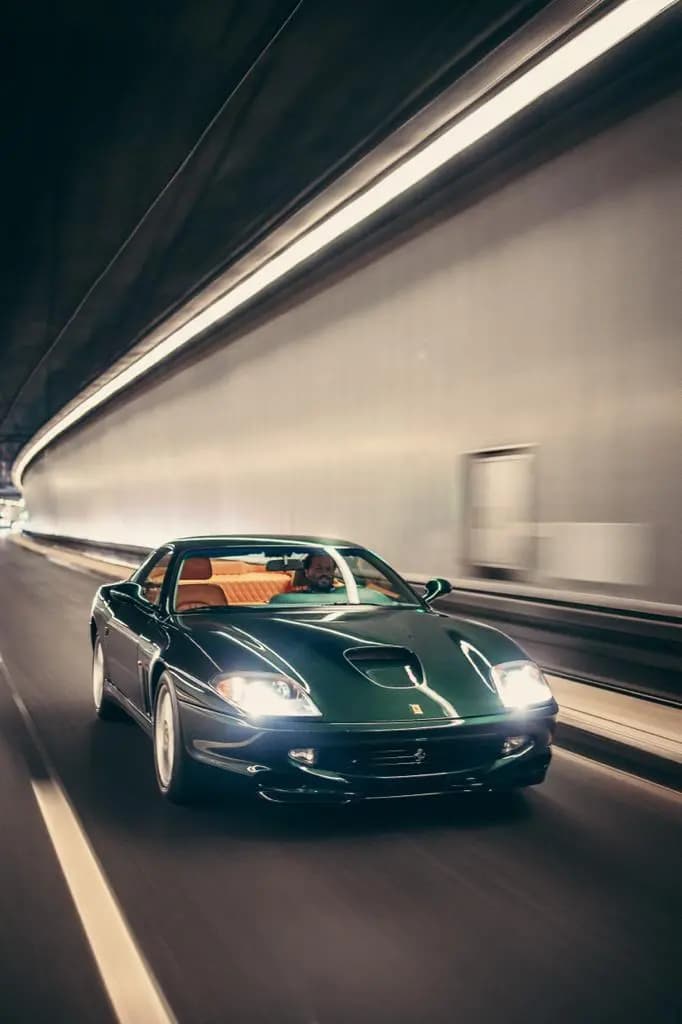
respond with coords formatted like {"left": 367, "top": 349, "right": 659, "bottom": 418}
{"left": 104, "top": 625, "right": 110, "bottom": 637}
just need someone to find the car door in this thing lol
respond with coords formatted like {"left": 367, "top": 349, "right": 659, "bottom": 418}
{"left": 135, "top": 574, "right": 176, "bottom": 719}
{"left": 106, "top": 550, "right": 173, "bottom": 710}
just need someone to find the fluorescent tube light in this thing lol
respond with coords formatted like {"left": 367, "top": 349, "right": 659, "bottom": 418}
{"left": 13, "top": 0, "right": 675, "bottom": 488}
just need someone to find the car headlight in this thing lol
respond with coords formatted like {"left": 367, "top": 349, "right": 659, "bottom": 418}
{"left": 214, "top": 672, "right": 322, "bottom": 718}
{"left": 491, "top": 661, "right": 553, "bottom": 709}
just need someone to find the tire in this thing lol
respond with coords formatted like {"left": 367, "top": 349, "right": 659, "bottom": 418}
{"left": 153, "top": 675, "right": 198, "bottom": 804}
{"left": 92, "top": 638, "right": 123, "bottom": 721}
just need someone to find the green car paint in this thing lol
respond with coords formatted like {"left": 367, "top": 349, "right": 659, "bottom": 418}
{"left": 180, "top": 605, "right": 536, "bottom": 725}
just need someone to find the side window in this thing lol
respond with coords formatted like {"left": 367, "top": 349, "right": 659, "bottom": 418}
{"left": 344, "top": 555, "right": 401, "bottom": 599}
{"left": 139, "top": 552, "right": 172, "bottom": 606}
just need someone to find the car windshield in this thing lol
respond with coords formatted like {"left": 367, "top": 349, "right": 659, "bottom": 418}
{"left": 171, "top": 544, "right": 421, "bottom": 613}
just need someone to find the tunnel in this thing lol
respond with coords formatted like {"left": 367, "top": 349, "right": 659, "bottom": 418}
{"left": 1, "top": 3, "right": 681, "bottom": 1022}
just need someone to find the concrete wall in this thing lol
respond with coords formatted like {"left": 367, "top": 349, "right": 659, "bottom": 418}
{"left": 23, "top": 91, "right": 682, "bottom": 606}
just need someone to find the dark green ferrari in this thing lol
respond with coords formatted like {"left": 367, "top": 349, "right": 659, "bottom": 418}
{"left": 90, "top": 535, "right": 557, "bottom": 803}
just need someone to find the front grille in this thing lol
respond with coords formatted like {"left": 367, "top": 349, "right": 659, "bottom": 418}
{"left": 319, "top": 736, "right": 504, "bottom": 778}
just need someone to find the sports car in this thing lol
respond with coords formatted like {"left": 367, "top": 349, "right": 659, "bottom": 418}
{"left": 90, "top": 535, "right": 557, "bottom": 803}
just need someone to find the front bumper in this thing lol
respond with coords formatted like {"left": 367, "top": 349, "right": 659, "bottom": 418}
{"left": 178, "top": 697, "right": 557, "bottom": 803}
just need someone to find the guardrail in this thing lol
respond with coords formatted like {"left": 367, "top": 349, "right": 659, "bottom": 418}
{"left": 433, "top": 587, "right": 681, "bottom": 707}
{"left": 21, "top": 528, "right": 682, "bottom": 706}
{"left": 21, "top": 529, "right": 151, "bottom": 563}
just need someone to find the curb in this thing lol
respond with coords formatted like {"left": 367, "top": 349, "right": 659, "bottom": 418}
{"left": 556, "top": 722, "right": 682, "bottom": 792}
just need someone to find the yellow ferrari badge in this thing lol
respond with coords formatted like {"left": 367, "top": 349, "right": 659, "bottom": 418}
{"left": 409, "top": 703, "right": 424, "bottom": 715}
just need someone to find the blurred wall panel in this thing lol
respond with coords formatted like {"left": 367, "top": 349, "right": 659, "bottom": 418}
{"left": 23, "top": 91, "right": 682, "bottom": 606}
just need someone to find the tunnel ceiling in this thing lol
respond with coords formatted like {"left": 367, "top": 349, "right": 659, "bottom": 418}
{"left": 0, "top": 0, "right": 556, "bottom": 484}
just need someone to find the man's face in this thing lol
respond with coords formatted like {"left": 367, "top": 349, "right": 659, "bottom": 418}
{"left": 305, "top": 555, "right": 336, "bottom": 592}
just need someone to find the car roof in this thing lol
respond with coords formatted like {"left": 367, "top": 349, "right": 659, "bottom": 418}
{"left": 165, "top": 534, "right": 360, "bottom": 551}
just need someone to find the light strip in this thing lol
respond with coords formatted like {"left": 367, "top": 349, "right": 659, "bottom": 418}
{"left": 13, "top": 0, "right": 675, "bottom": 488}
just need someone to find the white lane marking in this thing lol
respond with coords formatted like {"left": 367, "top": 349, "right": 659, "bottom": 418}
{"left": 552, "top": 746, "right": 682, "bottom": 804}
{"left": 0, "top": 655, "right": 176, "bottom": 1024}
{"left": 29, "top": 779, "right": 176, "bottom": 1024}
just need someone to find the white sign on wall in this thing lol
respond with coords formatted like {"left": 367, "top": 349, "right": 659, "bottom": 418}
{"left": 468, "top": 449, "right": 534, "bottom": 572}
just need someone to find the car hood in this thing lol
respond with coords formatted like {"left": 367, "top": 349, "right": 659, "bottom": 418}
{"left": 179, "top": 606, "right": 531, "bottom": 723}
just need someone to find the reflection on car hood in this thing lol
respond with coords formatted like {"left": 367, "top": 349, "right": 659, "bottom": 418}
{"left": 179, "top": 606, "right": 528, "bottom": 722}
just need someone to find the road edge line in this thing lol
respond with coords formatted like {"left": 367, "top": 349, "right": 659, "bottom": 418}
{"left": 0, "top": 654, "right": 177, "bottom": 1024}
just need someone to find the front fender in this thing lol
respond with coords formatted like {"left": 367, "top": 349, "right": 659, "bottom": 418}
{"left": 161, "top": 662, "right": 241, "bottom": 721}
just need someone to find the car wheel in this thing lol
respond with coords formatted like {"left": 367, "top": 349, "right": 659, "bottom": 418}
{"left": 92, "top": 638, "right": 123, "bottom": 720}
{"left": 153, "top": 675, "right": 198, "bottom": 804}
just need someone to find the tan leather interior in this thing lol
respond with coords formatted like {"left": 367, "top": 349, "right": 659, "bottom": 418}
{"left": 158, "top": 555, "right": 396, "bottom": 611}
{"left": 174, "top": 557, "right": 293, "bottom": 608}
{"left": 175, "top": 582, "right": 228, "bottom": 611}
{"left": 215, "top": 572, "right": 291, "bottom": 604}
{"left": 211, "top": 560, "right": 266, "bottom": 575}
{"left": 180, "top": 557, "right": 213, "bottom": 580}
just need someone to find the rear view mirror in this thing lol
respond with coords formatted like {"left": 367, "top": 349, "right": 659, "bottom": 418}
{"left": 423, "top": 578, "right": 452, "bottom": 605}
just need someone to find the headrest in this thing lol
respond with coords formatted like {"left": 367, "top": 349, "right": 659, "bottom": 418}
{"left": 180, "top": 556, "right": 212, "bottom": 580}
{"left": 175, "top": 583, "right": 227, "bottom": 611}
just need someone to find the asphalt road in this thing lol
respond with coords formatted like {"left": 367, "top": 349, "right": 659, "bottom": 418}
{"left": 1, "top": 536, "right": 680, "bottom": 1024}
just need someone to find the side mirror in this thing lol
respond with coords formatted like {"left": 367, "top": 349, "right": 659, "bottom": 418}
{"left": 114, "top": 580, "right": 143, "bottom": 601}
{"left": 423, "top": 578, "right": 452, "bottom": 605}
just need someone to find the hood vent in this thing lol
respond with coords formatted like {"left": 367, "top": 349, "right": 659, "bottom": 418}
{"left": 343, "top": 646, "right": 424, "bottom": 689}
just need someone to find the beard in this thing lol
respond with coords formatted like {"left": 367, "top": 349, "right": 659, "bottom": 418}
{"left": 309, "top": 575, "right": 333, "bottom": 591}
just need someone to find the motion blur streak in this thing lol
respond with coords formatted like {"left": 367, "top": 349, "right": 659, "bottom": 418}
{"left": 0, "top": 539, "right": 681, "bottom": 1024}
{"left": 12, "top": 0, "right": 676, "bottom": 489}
{"left": 0, "top": 653, "right": 176, "bottom": 1024}
{"left": 29, "top": 779, "right": 176, "bottom": 1024}
{"left": 20, "top": 89, "right": 681, "bottom": 608}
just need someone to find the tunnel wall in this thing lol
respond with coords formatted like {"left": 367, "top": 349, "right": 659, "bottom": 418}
{"left": 23, "top": 92, "right": 682, "bottom": 607}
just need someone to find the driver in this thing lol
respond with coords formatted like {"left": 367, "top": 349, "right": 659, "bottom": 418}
{"left": 269, "top": 551, "right": 394, "bottom": 605}
{"left": 299, "top": 553, "right": 337, "bottom": 592}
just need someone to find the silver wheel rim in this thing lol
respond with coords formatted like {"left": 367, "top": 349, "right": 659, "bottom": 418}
{"left": 92, "top": 642, "right": 104, "bottom": 709}
{"left": 155, "top": 689, "right": 174, "bottom": 789}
